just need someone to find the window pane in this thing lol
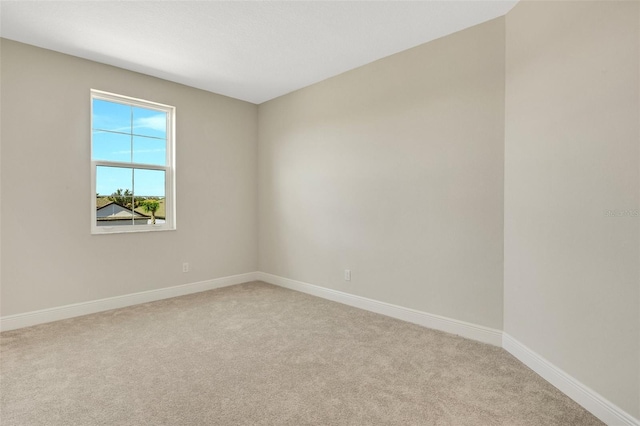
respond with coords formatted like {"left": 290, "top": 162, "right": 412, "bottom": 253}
{"left": 92, "top": 131, "right": 132, "bottom": 162}
{"left": 93, "top": 99, "right": 131, "bottom": 133}
{"left": 134, "top": 169, "right": 166, "bottom": 225}
{"left": 134, "top": 169, "right": 165, "bottom": 198}
{"left": 96, "top": 166, "right": 136, "bottom": 227}
{"left": 96, "top": 166, "right": 133, "bottom": 200}
{"left": 133, "top": 107, "right": 166, "bottom": 139}
{"left": 133, "top": 136, "right": 166, "bottom": 166}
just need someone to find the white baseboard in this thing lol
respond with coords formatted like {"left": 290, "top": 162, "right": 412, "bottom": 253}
{"left": 0, "top": 272, "right": 259, "bottom": 332}
{"left": 256, "top": 272, "right": 503, "bottom": 346}
{"left": 503, "top": 333, "right": 639, "bottom": 426}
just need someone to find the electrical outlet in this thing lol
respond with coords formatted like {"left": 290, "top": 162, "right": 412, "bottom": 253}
{"left": 344, "top": 269, "right": 351, "bottom": 281}
{"left": 182, "top": 262, "right": 189, "bottom": 273}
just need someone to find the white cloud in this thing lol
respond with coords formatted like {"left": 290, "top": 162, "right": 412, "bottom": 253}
{"left": 133, "top": 115, "right": 165, "bottom": 133}
{"left": 93, "top": 113, "right": 166, "bottom": 135}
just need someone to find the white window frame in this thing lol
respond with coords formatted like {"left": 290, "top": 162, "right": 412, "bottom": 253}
{"left": 91, "top": 89, "right": 176, "bottom": 234}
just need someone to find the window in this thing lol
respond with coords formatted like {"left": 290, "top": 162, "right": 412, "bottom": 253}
{"left": 91, "top": 90, "right": 175, "bottom": 234}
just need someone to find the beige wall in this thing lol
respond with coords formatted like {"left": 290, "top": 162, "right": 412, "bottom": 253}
{"left": 258, "top": 18, "right": 505, "bottom": 330}
{"left": 0, "top": 39, "right": 258, "bottom": 316}
{"left": 504, "top": 0, "right": 639, "bottom": 418}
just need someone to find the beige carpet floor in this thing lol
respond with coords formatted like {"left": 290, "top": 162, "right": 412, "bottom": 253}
{"left": 1, "top": 281, "right": 602, "bottom": 425}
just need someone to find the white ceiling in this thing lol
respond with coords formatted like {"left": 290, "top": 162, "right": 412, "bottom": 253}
{"left": 0, "top": 1, "right": 518, "bottom": 104}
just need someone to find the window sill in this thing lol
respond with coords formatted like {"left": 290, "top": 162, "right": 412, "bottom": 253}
{"left": 91, "top": 226, "right": 176, "bottom": 235}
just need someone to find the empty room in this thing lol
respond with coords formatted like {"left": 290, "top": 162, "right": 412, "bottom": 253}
{"left": 1, "top": 1, "right": 638, "bottom": 425}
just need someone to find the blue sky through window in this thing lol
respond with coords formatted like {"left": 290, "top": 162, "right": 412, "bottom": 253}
{"left": 96, "top": 166, "right": 165, "bottom": 198}
{"left": 93, "top": 99, "right": 167, "bottom": 198}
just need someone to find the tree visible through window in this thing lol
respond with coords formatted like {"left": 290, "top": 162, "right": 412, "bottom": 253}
{"left": 91, "top": 90, "right": 175, "bottom": 233}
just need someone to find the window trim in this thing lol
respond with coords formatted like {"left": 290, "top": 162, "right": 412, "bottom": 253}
{"left": 90, "top": 89, "right": 176, "bottom": 234}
